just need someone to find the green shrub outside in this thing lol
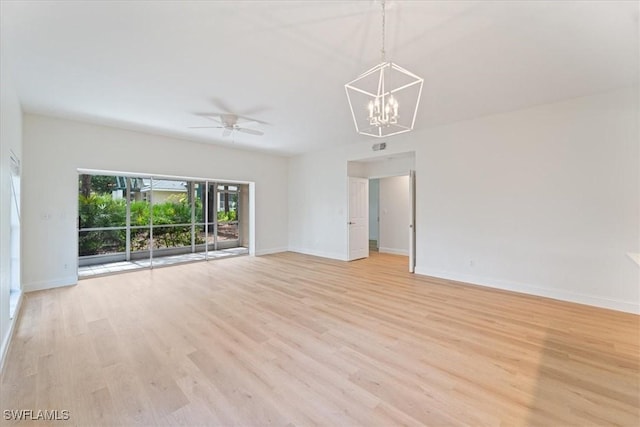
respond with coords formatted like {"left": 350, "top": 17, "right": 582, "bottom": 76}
{"left": 217, "top": 210, "right": 237, "bottom": 221}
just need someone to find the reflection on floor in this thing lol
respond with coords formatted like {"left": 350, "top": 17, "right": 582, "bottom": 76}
{"left": 78, "top": 247, "right": 249, "bottom": 278}
{"left": 9, "top": 289, "right": 20, "bottom": 318}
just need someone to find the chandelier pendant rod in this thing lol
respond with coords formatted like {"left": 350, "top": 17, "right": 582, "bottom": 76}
{"left": 381, "top": 0, "right": 385, "bottom": 124}
{"left": 381, "top": 0, "right": 386, "bottom": 63}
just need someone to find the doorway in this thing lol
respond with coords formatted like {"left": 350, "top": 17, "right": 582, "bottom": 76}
{"left": 373, "top": 175, "right": 411, "bottom": 256}
{"left": 347, "top": 152, "right": 416, "bottom": 271}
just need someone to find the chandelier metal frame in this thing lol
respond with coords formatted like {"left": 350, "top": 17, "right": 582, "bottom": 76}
{"left": 345, "top": 0, "right": 424, "bottom": 138}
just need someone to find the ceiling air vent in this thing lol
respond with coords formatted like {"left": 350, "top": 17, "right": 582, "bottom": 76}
{"left": 372, "top": 142, "right": 387, "bottom": 151}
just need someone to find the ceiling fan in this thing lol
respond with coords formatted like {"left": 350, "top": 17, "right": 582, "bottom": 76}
{"left": 189, "top": 114, "right": 264, "bottom": 137}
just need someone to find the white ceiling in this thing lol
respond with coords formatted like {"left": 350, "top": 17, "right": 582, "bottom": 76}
{"left": 1, "top": 1, "right": 637, "bottom": 156}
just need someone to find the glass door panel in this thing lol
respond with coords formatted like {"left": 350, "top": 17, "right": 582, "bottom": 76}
{"left": 129, "top": 177, "right": 151, "bottom": 258}
{"left": 78, "top": 174, "right": 127, "bottom": 263}
{"left": 193, "top": 182, "right": 207, "bottom": 255}
{"left": 150, "top": 179, "right": 191, "bottom": 252}
{"left": 217, "top": 184, "right": 239, "bottom": 249}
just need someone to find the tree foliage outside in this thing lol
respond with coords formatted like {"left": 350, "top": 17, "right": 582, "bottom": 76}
{"left": 78, "top": 175, "right": 117, "bottom": 197}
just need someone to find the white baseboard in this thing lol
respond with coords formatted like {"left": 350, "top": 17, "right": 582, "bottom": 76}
{"left": 255, "top": 247, "right": 289, "bottom": 256}
{"left": 414, "top": 267, "right": 639, "bottom": 315}
{"left": 23, "top": 276, "right": 77, "bottom": 293}
{"left": 379, "top": 247, "right": 409, "bottom": 256}
{"left": 0, "top": 291, "right": 23, "bottom": 374}
{"left": 288, "top": 247, "right": 348, "bottom": 261}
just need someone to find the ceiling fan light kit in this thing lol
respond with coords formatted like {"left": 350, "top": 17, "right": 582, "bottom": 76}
{"left": 345, "top": 0, "right": 423, "bottom": 138}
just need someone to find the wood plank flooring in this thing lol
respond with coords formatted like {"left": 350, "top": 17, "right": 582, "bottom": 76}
{"left": 1, "top": 252, "right": 638, "bottom": 426}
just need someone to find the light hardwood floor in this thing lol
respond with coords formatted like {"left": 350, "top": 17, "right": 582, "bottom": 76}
{"left": 1, "top": 252, "right": 638, "bottom": 426}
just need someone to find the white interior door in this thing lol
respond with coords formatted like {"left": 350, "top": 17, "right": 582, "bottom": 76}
{"left": 348, "top": 177, "right": 369, "bottom": 261}
{"left": 409, "top": 170, "right": 416, "bottom": 273}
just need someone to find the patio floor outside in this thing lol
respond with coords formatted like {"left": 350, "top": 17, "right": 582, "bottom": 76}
{"left": 78, "top": 246, "right": 249, "bottom": 278}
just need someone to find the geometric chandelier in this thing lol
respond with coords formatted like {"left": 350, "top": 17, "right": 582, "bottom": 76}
{"left": 345, "top": 0, "right": 423, "bottom": 138}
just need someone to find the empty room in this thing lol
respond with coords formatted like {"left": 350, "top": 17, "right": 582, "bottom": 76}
{"left": 1, "top": 1, "right": 638, "bottom": 425}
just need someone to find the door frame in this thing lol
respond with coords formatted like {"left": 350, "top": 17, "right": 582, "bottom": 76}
{"left": 409, "top": 169, "right": 416, "bottom": 273}
{"left": 346, "top": 152, "right": 417, "bottom": 270}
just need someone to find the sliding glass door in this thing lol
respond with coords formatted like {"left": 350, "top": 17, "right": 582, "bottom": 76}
{"left": 78, "top": 172, "right": 246, "bottom": 273}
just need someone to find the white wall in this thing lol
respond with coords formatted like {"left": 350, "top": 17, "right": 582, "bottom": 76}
{"left": 368, "top": 179, "right": 379, "bottom": 241}
{"left": 0, "top": 55, "right": 23, "bottom": 368}
{"left": 346, "top": 161, "right": 367, "bottom": 178}
{"left": 22, "top": 114, "right": 289, "bottom": 291}
{"left": 379, "top": 176, "right": 410, "bottom": 255}
{"left": 365, "top": 155, "right": 415, "bottom": 178}
{"left": 288, "top": 149, "right": 349, "bottom": 260}
{"left": 288, "top": 88, "right": 640, "bottom": 313}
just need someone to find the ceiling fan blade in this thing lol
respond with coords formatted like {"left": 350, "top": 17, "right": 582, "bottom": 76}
{"left": 194, "top": 114, "right": 225, "bottom": 124}
{"left": 235, "top": 119, "right": 259, "bottom": 127}
{"left": 237, "top": 115, "right": 270, "bottom": 125}
{"left": 240, "top": 105, "right": 270, "bottom": 117}
{"left": 211, "top": 98, "right": 234, "bottom": 114}
{"left": 208, "top": 98, "right": 270, "bottom": 120}
{"left": 222, "top": 128, "right": 233, "bottom": 137}
{"left": 237, "top": 127, "right": 264, "bottom": 136}
{"left": 188, "top": 126, "right": 224, "bottom": 129}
